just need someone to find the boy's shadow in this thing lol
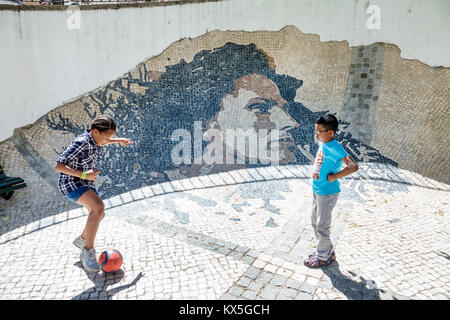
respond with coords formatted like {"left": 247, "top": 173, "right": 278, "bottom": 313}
{"left": 321, "top": 261, "right": 389, "bottom": 300}
{"left": 72, "top": 262, "right": 144, "bottom": 300}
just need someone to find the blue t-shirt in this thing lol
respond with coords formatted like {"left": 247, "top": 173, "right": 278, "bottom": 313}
{"left": 312, "top": 139, "right": 348, "bottom": 195}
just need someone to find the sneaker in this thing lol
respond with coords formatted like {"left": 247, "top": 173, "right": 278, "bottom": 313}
{"left": 80, "top": 247, "right": 100, "bottom": 272}
{"left": 73, "top": 236, "right": 86, "bottom": 250}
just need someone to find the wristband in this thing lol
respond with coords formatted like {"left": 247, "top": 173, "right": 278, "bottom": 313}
{"left": 81, "top": 172, "right": 87, "bottom": 179}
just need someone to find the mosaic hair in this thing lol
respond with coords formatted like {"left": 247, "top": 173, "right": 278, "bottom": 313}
{"left": 316, "top": 114, "right": 339, "bottom": 133}
{"left": 88, "top": 115, "right": 116, "bottom": 133}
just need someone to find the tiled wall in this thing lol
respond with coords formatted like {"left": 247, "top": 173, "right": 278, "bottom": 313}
{"left": 372, "top": 45, "right": 450, "bottom": 182}
{"left": 339, "top": 43, "right": 385, "bottom": 145}
{"left": 1, "top": 26, "right": 448, "bottom": 205}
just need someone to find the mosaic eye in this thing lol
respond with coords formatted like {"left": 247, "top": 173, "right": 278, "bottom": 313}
{"left": 247, "top": 100, "right": 276, "bottom": 114}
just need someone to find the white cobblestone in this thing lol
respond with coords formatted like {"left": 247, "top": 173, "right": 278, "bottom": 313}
{"left": 0, "top": 165, "right": 448, "bottom": 300}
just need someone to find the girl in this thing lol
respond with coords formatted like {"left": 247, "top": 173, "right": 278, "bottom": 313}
{"left": 55, "top": 115, "right": 133, "bottom": 272}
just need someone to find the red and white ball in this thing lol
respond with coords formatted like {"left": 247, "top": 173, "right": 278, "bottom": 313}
{"left": 98, "top": 249, "right": 123, "bottom": 273}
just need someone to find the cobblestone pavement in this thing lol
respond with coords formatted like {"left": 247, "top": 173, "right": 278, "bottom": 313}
{"left": 0, "top": 164, "right": 449, "bottom": 300}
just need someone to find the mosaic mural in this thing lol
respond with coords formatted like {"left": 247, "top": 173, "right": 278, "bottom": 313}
{"left": 45, "top": 42, "right": 405, "bottom": 202}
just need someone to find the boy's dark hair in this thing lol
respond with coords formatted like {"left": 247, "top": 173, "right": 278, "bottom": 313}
{"left": 316, "top": 114, "right": 339, "bottom": 133}
{"left": 88, "top": 115, "right": 116, "bottom": 133}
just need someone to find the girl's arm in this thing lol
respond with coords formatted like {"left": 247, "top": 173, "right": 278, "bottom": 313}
{"left": 103, "top": 137, "right": 133, "bottom": 147}
{"left": 327, "top": 155, "right": 359, "bottom": 182}
{"left": 55, "top": 162, "right": 100, "bottom": 181}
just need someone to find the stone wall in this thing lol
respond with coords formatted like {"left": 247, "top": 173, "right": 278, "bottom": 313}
{"left": 2, "top": 0, "right": 450, "bottom": 142}
{"left": 372, "top": 45, "right": 450, "bottom": 182}
{"left": 0, "top": 27, "right": 448, "bottom": 212}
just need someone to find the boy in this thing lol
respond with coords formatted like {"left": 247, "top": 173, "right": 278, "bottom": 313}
{"left": 304, "top": 114, "right": 359, "bottom": 268}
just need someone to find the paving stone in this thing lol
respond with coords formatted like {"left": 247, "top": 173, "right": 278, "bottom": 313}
{"left": 228, "top": 286, "right": 244, "bottom": 297}
{"left": 243, "top": 267, "right": 261, "bottom": 280}
{"left": 259, "top": 285, "right": 280, "bottom": 300}
{"left": 247, "top": 281, "right": 264, "bottom": 292}
{"left": 263, "top": 264, "right": 278, "bottom": 273}
{"left": 253, "top": 259, "right": 266, "bottom": 269}
{"left": 270, "top": 274, "right": 288, "bottom": 287}
{"left": 299, "top": 282, "right": 316, "bottom": 295}
{"left": 255, "top": 271, "right": 274, "bottom": 285}
{"left": 295, "top": 292, "right": 314, "bottom": 300}
{"left": 280, "top": 287, "right": 297, "bottom": 298}
{"left": 242, "top": 289, "right": 258, "bottom": 300}
{"left": 236, "top": 277, "right": 252, "bottom": 287}
{"left": 285, "top": 279, "right": 302, "bottom": 290}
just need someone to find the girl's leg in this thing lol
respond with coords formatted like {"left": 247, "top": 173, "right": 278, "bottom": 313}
{"left": 80, "top": 208, "right": 91, "bottom": 241}
{"left": 80, "top": 208, "right": 105, "bottom": 240}
{"left": 77, "top": 190, "right": 105, "bottom": 250}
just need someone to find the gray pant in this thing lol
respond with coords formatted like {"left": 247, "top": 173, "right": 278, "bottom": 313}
{"left": 311, "top": 192, "right": 339, "bottom": 261}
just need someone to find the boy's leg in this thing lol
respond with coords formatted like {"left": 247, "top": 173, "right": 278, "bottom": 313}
{"left": 311, "top": 193, "right": 319, "bottom": 240}
{"left": 77, "top": 190, "right": 105, "bottom": 250}
{"left": 315, "top": 193, "right": 339, "bottom": 261}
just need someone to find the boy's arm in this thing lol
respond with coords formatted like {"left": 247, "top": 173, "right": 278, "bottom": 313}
{"left": 327, "top": 155, "right": 359, "bottom": 182}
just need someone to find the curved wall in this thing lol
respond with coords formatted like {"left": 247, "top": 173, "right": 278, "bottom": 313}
{"left": 1, "top": 0, "right": 450, "bottom": 142}
{"left": 0, "top": 3, "right": 449, "bottom": 217}
{"left": 0, "top": 26, "right": 448, "bottom": 216}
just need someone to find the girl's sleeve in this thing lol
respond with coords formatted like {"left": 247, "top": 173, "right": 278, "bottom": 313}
{"left": 56, "top": 140, "right": 86, "bottom": 164}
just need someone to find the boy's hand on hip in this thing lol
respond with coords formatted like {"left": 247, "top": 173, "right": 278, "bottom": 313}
{"left": 327, "top": 173, "right": 336, "bottom": 182}
{"left": 85, "top": 169, "right": 101, "bottom": 181}
{"left": 312, "top": 173, "right": 319, "bottom": 180}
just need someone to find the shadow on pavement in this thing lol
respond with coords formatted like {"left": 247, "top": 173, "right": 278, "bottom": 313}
{"left": 321, "top": 260, "right": 411, "bottom": 300}
{"left": 72, "top": 262, "right": 144, "bottom": 300}
{"left": 321, "top": 261, "right": 379, "bottom": 300}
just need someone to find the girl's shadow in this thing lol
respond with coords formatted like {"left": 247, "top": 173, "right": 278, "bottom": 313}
{"left": 72, "top": 262, "right": 144, "bottom": 300}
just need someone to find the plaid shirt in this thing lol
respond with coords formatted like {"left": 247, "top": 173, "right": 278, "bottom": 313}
{"left": 56, "top": 130, "right": 99, "bottom": 196}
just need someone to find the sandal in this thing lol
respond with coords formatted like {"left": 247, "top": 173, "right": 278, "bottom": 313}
{"left": 304, "top": 251, "right": 336, "bottom": 268}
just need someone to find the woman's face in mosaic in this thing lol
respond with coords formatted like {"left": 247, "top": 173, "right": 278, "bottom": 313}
{"left": 209, "top": 73, "right": 298, "bottom": 163}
